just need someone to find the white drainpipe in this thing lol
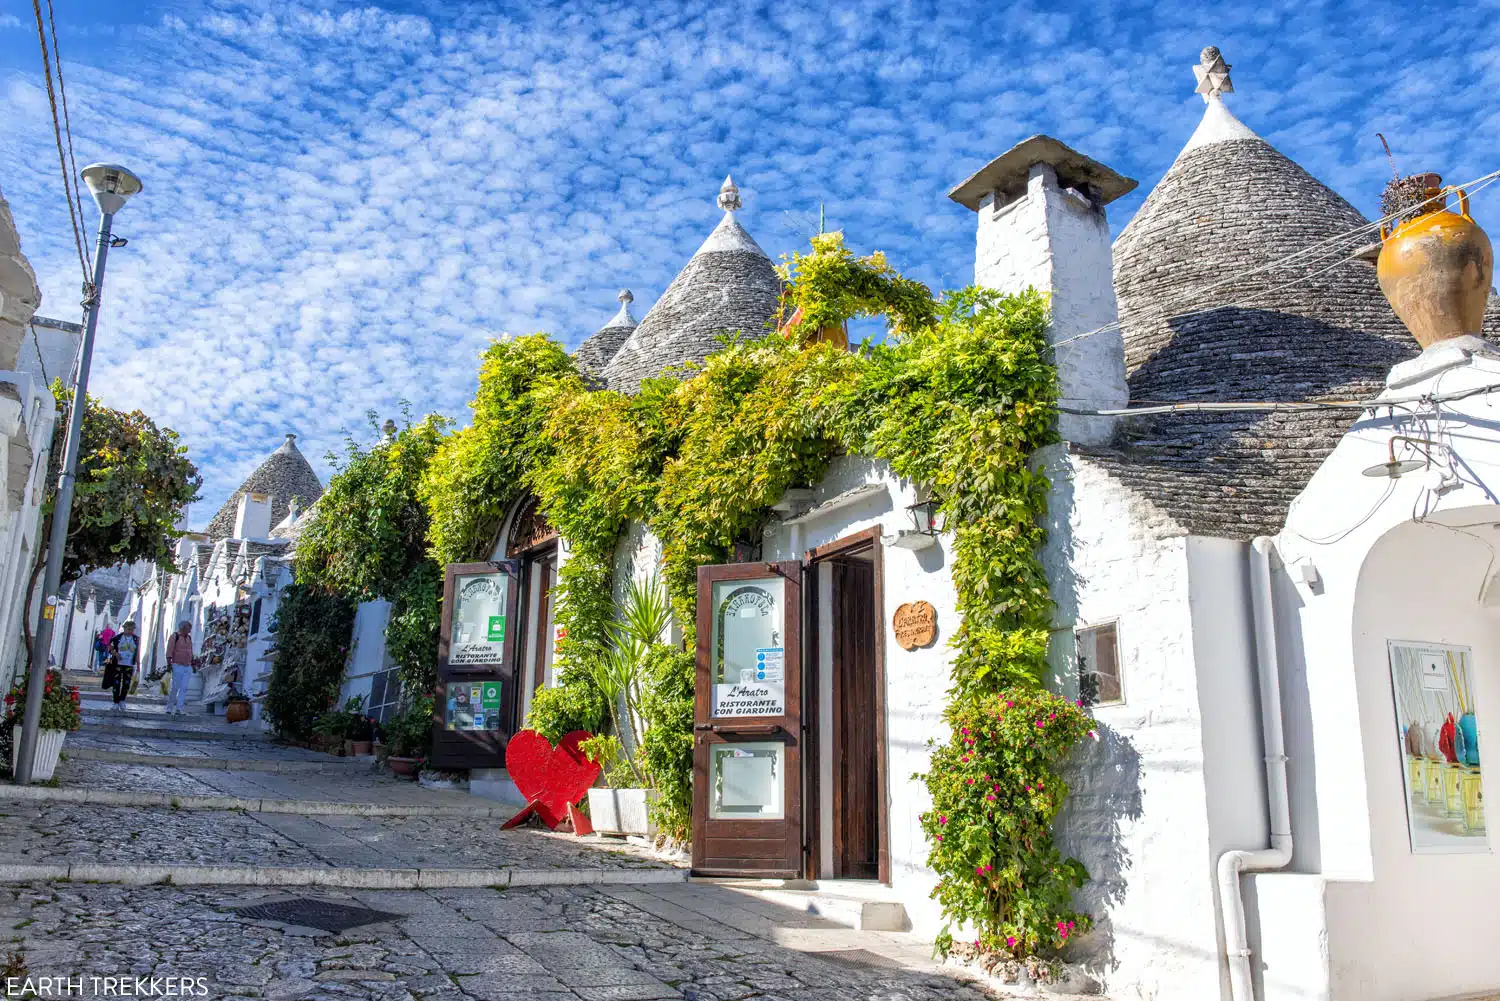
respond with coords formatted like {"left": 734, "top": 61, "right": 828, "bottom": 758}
{"left": 1218, "top": 536, "right": 1294, "bottom": 1001}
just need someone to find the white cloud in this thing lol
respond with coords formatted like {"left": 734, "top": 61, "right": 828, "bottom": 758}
{"left": 0, "top": 0, "right": 1495, "bottom": 527}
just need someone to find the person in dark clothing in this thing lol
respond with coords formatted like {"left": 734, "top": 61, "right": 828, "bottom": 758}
{"left": 105, "top": 621, "right": 140, "bottom": 708}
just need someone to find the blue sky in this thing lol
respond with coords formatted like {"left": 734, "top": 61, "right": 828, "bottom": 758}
{"left": 3, "top": 0, "right": 1498, "bottom": 528}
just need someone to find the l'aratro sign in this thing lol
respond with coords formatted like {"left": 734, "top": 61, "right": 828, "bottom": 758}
{"left": 893, "top": 601, "right": 937, "bottom": 650}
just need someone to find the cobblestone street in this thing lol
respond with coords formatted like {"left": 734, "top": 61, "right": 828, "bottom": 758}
{"left": 0, "top": 689, "right": 998, "bottom": 999}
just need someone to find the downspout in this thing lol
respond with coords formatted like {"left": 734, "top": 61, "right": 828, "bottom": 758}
{"left": 1218, "top": 536, "right": 1294, "bottom": 1001}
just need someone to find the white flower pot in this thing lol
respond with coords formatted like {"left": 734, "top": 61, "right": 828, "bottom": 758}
{"left": 10, "top": 727, "right": 67, "bottom": 782}
{"left": 587, "top": 788, "right": 657, "bottom": 836}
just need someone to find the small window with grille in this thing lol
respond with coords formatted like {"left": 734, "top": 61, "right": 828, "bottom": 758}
{"left": 1076, "top": 621, "right": 1123, "bottom": 707}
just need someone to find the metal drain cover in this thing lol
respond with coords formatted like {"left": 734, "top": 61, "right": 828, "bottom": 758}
{"left": 816, "top": 949, "right": 904, "bottom": 971}
{"left": 232, "top": 898, "right": 403, "bottom": 933}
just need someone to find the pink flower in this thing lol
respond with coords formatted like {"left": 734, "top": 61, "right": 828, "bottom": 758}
{"left": 1049, "top": 713, "right": 1056, "bottom": 720}
{"left": 961, "top": 728, "right": 970, "bottom": 735}
{"left": 1034, "top": 721, "right": 1044, "bottom": 729}
{"left": 1005, "top": 701, "right": 1014, "bottom": 707}
{"left": 967, "top": 778, "right": 974, "bottom": 785}
{"left": 938, "top": 816, "right": 947, "bottom": 824}
{"left": 935, "top": 834, "right": 943, "bottom": 841}
{"left": 1087, "top": 730, "right": 1097, "bottom": 739}
{"left": 986, "top": 794, "right": 996, "bottom": 801}
{"left": 1006, "top": 936, "right": 1016, "bottom": 948}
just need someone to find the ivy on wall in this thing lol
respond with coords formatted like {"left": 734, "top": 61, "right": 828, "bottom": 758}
{"left": 408, "top": 232, "right": 1089, "bottom": 961}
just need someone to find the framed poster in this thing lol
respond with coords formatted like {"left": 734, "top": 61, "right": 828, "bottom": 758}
{"left": 1388, "top": 640, "right": 1486, "bottom": 853}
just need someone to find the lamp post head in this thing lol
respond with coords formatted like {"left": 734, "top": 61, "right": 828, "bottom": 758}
{"left": 81, "top": 163, "right": 142, "bottom": 216}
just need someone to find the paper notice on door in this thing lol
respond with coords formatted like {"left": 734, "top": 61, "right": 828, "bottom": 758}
{"left": 713, "top": 682, "right": 785, "bottom": 717}
{"left": 753, "top": 647, "right": 783, "bottom": 683}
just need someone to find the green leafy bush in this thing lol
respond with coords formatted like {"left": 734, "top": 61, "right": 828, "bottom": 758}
{"left": 264, "top": 585, "right": 357, "bottom": 742}
{"left": 386, "top": 562, "right": 442, "bottom": 697}
{"left": 919, "top": 689, "right": 1094, "bottom": 957}
{"left": 383, "top": 696, "right": 434, "bottom": 758}
{"left": 525, "top": 672, "right": 606, "bottom": 743}
{"left": 639, "top": 645, "right": 695, "bottom": 839}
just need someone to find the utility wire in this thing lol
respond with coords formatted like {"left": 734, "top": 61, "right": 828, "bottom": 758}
{"left": 1052, "top": 167, "right": 1500, "bottom": 352}
{"left": 30, "top": 0, "right": 88, "bottom": 284}
{"left": 45, "top": 0, "right": 90, "bottom": 270}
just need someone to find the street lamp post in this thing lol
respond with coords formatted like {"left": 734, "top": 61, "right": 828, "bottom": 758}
{"left": 14, "top": 163, "right": 142, "bottom": 785}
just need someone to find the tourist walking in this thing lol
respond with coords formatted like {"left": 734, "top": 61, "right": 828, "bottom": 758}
{"left": 94, "top": 625, "right": 115, "bottom": 674}
{"left": 165, "top": 621, "right": 197, "bottom": 715}
{"left": 104, "top": 621, "right": 140, "bottom": 709}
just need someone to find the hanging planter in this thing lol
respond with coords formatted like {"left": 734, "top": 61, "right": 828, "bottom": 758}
{"left": 1377, "top": 174, "right": 1494, "bottom": 348}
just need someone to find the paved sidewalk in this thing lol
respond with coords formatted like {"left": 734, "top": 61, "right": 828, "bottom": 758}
{"left": 0, "top": 882, "right": 989, "bottom": 1000}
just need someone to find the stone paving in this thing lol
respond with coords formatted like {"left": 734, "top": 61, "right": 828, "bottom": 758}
{"left": 0, "top": 686, "right": 1009, "bottom": 999}
{"left": 0, "top": 882, "right": 989, "bottom": 1000}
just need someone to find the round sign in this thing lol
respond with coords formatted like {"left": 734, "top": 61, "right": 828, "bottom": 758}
{"left": 892, "top": 601, "right": 938, "bottom": 650}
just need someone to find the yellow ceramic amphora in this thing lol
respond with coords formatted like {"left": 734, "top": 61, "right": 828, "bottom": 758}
{"left": 1377, "top": 182, "right": 1493, "bottom": 348}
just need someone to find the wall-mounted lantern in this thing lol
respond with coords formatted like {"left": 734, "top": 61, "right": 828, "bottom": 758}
{"left": 907, "top": 499, "right": 941, "bottom": 536}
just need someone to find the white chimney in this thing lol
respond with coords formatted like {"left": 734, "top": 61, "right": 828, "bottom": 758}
{"left": 949, "top": 136, "right": 1135, "bottom": 446}
{"left": 234, "top": 492, "right": 273, "bottom": 540}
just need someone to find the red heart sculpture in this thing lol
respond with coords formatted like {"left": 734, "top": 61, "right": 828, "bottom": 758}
{"left": 504, "top": 729, "right": 600, "bottom": 828}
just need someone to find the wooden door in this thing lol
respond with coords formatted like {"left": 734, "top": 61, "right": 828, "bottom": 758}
{"left": 692, "top": 561, "right": 803, "bottom": 877}
{"left": 832, "top": 558, "right": 880, "bottom": 878}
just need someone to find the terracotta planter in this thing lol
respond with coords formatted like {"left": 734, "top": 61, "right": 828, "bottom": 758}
{"left": 314, "top": 734, "right": 339, "bottom": 754}
{"left": 388, "top": 756, "right": 421, "bottom": 778}
{"left": 1378, "top": 182, "right": 1494, "bottom": 348}
{"left": 11, "top": 728, "right": 68, "bottom": 782}
{"left": 225, "top": 700, "right": 251, "bottom": 724}
{"left": 349, "top": 740, "right": 374, "bottom": 756}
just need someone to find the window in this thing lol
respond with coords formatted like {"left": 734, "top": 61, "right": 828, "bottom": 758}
{"left": 367, "top": 668, "right": 402, "bottom": 724}
{"left": 250, "top": 599, "right": 263, "bottom": 636}
{"left": 1076, "top": 622, "right": 1123, "bottom": 706}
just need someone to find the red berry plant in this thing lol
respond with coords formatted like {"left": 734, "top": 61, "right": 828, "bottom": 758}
{"left": 919, "top": 687, "right": 1095, "bottom": 965}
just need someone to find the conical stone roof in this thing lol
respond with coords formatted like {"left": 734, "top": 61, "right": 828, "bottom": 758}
{"left": 1085, "top": 51, "right": 1420, "bottom": 539}
{"left": 601, "top": 176, "right": 782, "bottom": 392}
{"left": 574, "top": 289, "right": 638, "bottom": 379}
{"left": 205, "top": 434, "right": 325, "bottom": 541}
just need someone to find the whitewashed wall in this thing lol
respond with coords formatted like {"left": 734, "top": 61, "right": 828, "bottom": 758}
{"left": 1258, "top": 339, "right": 1500, "bottom": 1001}
{"left": 1043, "top": 447, "right": 1255, "bottom": 1001}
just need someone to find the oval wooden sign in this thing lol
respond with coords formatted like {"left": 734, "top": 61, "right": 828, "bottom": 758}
{"left": 893, "top": 601, "right": 937, "bottom": 650}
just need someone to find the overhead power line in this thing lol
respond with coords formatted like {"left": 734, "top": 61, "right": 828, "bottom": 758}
{"left": 45, "top": 0, "right": 90, "bottom": 264}
{"left": 31, "top": 0, "right": 89, "bottom": 284}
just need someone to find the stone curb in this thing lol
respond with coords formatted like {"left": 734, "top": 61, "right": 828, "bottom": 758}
{"left": 81, "top": 723, "right": 268, "bottom": 742}
{"left": 68, "top": 748, "right": 372, "bottom": 773}
{"left": 0, "top": 785, "right": 514, "bottom": 818}
{"left": 0, "top": 862, "right": 689, "bottom": 888}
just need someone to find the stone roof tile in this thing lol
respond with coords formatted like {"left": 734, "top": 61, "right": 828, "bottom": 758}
{"left": 206, "top": 434, "right": 324, "bottom": 541}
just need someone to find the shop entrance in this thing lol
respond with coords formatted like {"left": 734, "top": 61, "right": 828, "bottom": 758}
{"left": 688, "top": 530, "right": 888, "bottom": 882}
{"left": 807, "top": 528, "right": 888, "bottom": 882}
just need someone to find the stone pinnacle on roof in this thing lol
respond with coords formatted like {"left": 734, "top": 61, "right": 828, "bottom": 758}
{"left": 574, "top": 289, "right": 641, "bottom": 379}
{"left": 1193, "top": 46, "right": 1233, "bottom": 101}
{"left": 718, "top": 175, "right": 742, "bottom": 212}
{"left": 599, "top": 175, "right": 781, "bottom": 392}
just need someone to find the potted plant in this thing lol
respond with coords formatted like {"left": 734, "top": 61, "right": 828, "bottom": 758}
{"left": 384, "top": 697, "right": 432, "bottom": 779}
{"left": 5, "top": 670, "right": 82, "bottom": 781}
{"left": 583, "top": 576, "right": 669, "bottom": 837}
{"left": 337, "top": 697, "right": 374, "bottom": 756}
{"left": 311, "top": 708, "right": 344, "bottom": 753}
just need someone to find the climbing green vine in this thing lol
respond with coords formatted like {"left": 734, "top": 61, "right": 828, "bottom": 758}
{"left": 411, "top": 232, "right": 1090, "bottom": 961}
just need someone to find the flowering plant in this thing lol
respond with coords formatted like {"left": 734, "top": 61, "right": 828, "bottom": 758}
{"left": 4, "top": 670, "right": 82, "bottom": 732}
{"left": 919, "top": 688, "right": 1094, "bottom": 960}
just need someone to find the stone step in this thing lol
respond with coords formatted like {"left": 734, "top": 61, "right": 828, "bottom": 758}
{"left": 67, "top": 748, "right": 374, "bottom": 774}
{"left": 697, "top": 877, "right": 911, "bottom": 932}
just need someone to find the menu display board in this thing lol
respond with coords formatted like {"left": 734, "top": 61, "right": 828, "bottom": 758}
{"left": 448, "top": 572, "right": 509, "bottom": 666}
{"left": 445, "top": 680, "right": 504, "bottom": 731}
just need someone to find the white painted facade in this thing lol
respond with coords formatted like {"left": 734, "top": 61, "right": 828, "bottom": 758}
{"left": 0, "top": 186, "right": 73, "bottom": 692}
{"left": 1238, "top": 338, "right": 1500, "bottom": 1001}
